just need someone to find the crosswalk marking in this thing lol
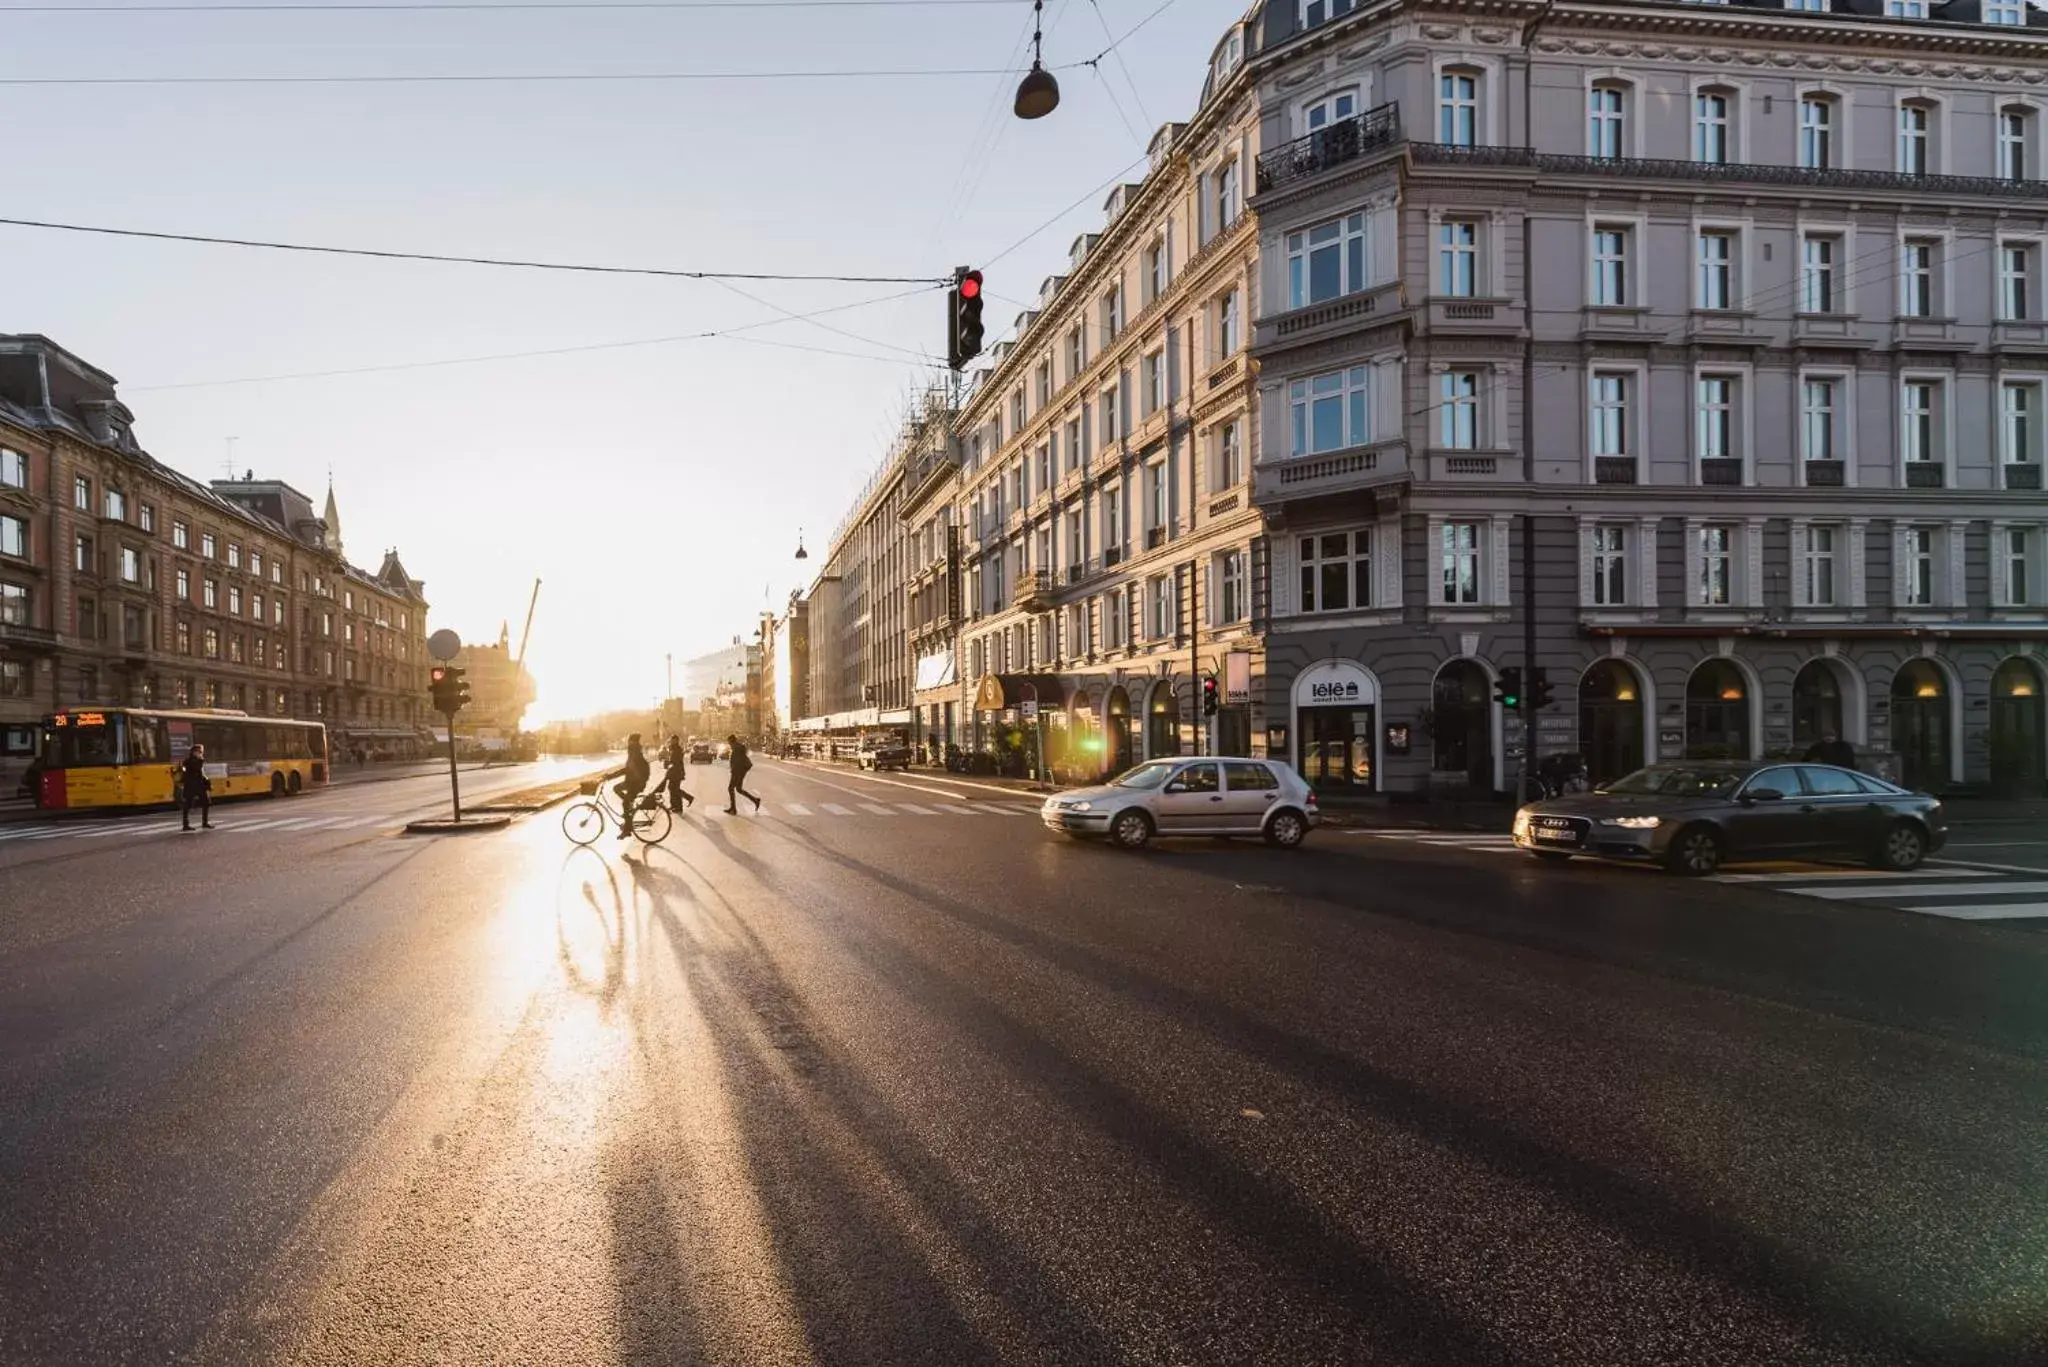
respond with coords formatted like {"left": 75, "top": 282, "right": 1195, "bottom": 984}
{"left": 937, "top": 803, "right": 983, "bottom": 816}
{"left": 1363, "top": 832, "right": 1518, "bottom": 853}
{"left": 895, "top": 803, "right": 937, "bottom": 815}
{"left": 1715, "top": 867, "right": 1995, "bottom": 883}
{"left": 820, "top": 803, "right": 854, "bottom": 816}
{"left": 860, "top": 803, "right": 896, "bottom": 816}
{"left": 779, "top": 802, "right": 812, "bottom": 817}
{"left": 1892, "top": 901, "right": 2048, "bottom": 921}
{"left": 1781, "top": 878, "right": 2048, "bottom": 901}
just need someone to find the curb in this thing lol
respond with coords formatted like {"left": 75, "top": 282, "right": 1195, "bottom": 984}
{"left": 404, "top": 816, "right": 513, "bottom": 834}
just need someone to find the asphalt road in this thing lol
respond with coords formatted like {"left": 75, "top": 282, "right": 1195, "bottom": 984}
{"left": 3, "top": 756, "right": 2045, "bottom": 1366}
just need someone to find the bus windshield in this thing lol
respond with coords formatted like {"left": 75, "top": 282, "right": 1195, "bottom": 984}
{"left": 44, "top": 716, "right": 121, "bottom": 767}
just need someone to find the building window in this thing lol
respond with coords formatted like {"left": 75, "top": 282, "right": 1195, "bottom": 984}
{"left": 1299, "top": 529, "right": 1373, "bottom": 613}
{"left": 1802, "top": 377, "right": 1841, "bottom": 464}
{"left": 2001, "top": 242, "right": 2035, "bottom": 320}
{"left": 1801, "top": 234, "right": 1839, "bottom": 313}
{"left": 1300, "top": 84, "right": 1357, "bottom": 133}
{"left": 1439, "top": 69, "right": 1479, "bottom": 147}
{"left": 1803, "top": 525, "right": 1839, "bottom": 607}
{"left": 175, "top": 620, "right": 190, "bottom": 655}
{"left": 172, "top": 520, "right": 189, "bottom": 550}
{"left": 1591, "top": 225, "right": 1630, "bottom": 306}
{"left": 1436, "top": 220, "right": 1479, "bottom": 297}
{"left": 1988, "top": 1, "right": 2027, "bottom": 23}
{"left": 138, "top": 503, "right": 154, "bottom": 533}
{"left": 1216, "top": 420, "right": 1243, "bottom": 489}
{"left": 1142, "top": 351, "right": 1165, "bottom": 417}
{"left": 73, "top": 476, "right": 90, "bottom": 511}
{"left": 1441, "top": 522, "right": 1482, "bottom": 605}
{"left": 1999, "top": 107, "right": 2032, "bottom": 179}
{"left": 229, "top": 634, "right": 245, "bottom": 665}
{"left": 77, "top": 595, "right": 97, "bottom": 640}
{"left": 1218, "top": 550, "right": 1246, "bottom": 623}
{"left": 1698, "top": 525, "right": 1734, "bottom": 606}
{"left": 1287, "top": 214, "right": 1369, "bottom": 310}
{"left": 1901, "top": 379, "right": 1942, "bottom": 466}
{"left": 1216, "top": 290, "right": 1241, "bottom": 356}
{"left": 1100, "top": 385, "right": 1121, "bottom": 445}
{"left": 203, "top": 578, "right": 218, "bottom": 609}
{"left": 228, "top": 585, "right": 242, "bottom": 615}
{"left": 1148, "top": 576, "right": 1175, "bottom": 640}
{"left": 1439, "top": 371, "right": 1480, "bottom": 449}
{"left": 249, "top": 550, "right": 262, "bottom": 579}
{"left": 1696, "top": 375, "right": 1738, "bottom": 462}
{"left": 1143, "top": 240, "right": 1167, "bottom": 304}
{"left": 1066, "top": 327, "right": 1084, "bottom": 379}
{"left": 1101, "top": 287, "right": 1122, "bottom": 342}
{"left": 1289, "top": 366, "right": 1371, "bottom": 456}
{"left": 1590, "top": 372, "right": 1630, "bottom": 457}
{"left": 78, "top": 666, "right": 98, "bottom": 702}
{"left": 1697, "top": 229, "right": 1735, "bottom": 309}
{"left": 1900, "top": 239, "right": 1937, "bottom": 317}
{"left": 1104, "top": 588, "right": 1127, "bottom": 649}
{"left": 120, "top": 547, "right": 140, "bottom": 583}
{"left": 1885, "top": 1, "right": 1930, "bottom": 16}
{"left": 1903, "top": 526, "right": 1936, "bottom": 606}
{"left": 74, "top": 535, "right": 93, "bottom": 574}
{"left": 103, "top": 489, "right": 126, "bottom": 522}
{"left": 1694, "top": 89, "right": 1732, "bottom": 164}
{"left": 1145, "top": 461, "right": 1170, "bottom": 543}
{"left": 0, "top": 448, "right": 23, "bottom": 489}
{"left": 201, "top": 532, "right": 216, "bottom": 559}
{"left": 2006, "top": 528, "right": 2037, "bottom": 606}
{"left": 1215, "top": 159, "right": 1240, "bottom": 230}
{"left": 0, "top": 582, "right": 28, "bottom": 626}
{"left": 0, "top": 514, "right": 24, "bottom": 559}
{"left": 1898, "top": 101, "right": 1932, "bottom": 175}
{"left": 0, "top": 659, "right": 24, "bottom": 698}
{"left": 2003, "top": 381, "right": 2040, "bottom": 465}
{"left": 1587, "top": 83, "right": 1626, "bottom": 159}
{"left": 1103, "top": 485, "right": 1124, "bottom": 558}
{"left": 1591, "top": 525, "right": 1627, "bottom": 607}
{"left": 203, "top": 627, "right": 220, "bottom": 660}
{"left": 1799, "top": 96, "right": 1835, "bottom": 169}
{"left": 225, "top": 543, "right": 240, "bottom": 569}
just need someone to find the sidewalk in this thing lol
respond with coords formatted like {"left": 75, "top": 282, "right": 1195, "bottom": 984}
{"left": 0, "top": 758, "right": 543, "bottom": 825}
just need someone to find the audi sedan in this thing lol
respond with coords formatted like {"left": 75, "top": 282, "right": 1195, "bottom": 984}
{"left": 1042, "top": 757, "right": 1320, "bottom": 850}
{"left": 1512, "top": 761, "right": 1946, "bottom": 876}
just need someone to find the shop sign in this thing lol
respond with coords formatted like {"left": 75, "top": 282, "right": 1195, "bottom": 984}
{"left": 1224, "top": 651, "right": 1252, "bottom": 706}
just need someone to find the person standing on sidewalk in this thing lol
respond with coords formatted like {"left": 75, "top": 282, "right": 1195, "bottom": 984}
{"left": 181, "top": 744, "right": 213, "bottom": 831}
{"left": 724, "top": 734, "right": 761, "bottom": 814}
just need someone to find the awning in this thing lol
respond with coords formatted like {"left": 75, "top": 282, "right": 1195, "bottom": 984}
{"left": 974, "top": 674, "right": 1067, "bottom": 711}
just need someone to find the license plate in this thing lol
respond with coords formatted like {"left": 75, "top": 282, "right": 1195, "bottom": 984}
{"left": 1534, "top": 827, "right": 1577, "bottom": 843}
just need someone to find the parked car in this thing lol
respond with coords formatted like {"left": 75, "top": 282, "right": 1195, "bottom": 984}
{"left": 689, "top": 739, "right": 717, "bottom": 765}
{"left": 1042, "top": 757, "right": 1319, "bottom": 850}
{"left": 1512, "top": 761, "right": 1946, "bottom": 876}
{"left": 858, "top": 736, "right": 912, "bottom": 771}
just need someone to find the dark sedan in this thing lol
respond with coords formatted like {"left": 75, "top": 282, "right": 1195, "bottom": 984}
{"left": 1512, "top": 761, "right": 1947, "bottom": 876}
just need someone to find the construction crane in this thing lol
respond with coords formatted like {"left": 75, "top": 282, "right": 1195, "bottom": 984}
{"left": 513, "top": 578, "right": 541, "bottom": 672}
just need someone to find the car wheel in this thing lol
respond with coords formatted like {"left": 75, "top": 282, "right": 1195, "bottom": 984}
{"left": 1110, "top": 809, "right": 1152, "bottom": 850}
{"left": 1665, "top": 824, "right": 1724, "bottom": 877}
{"left": 1264, "top": 809, "right": 1307, "bottom": 849}
{"left": 1529, "top": 850, "right": 1572, "bottom": 863}
{"left": 1871, "top": 820, "right": 1927, "bottom": 872}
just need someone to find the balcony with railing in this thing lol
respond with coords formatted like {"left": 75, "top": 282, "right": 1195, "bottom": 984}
{"left": 1594, "top": 457, "right": 1638, "bottom": 486}
{"left": 1255, "top": 102, "right": 1403, "bottom": 194}
{"left": 1905, "top": 462, "right": 1946, "bottom": 489}
{"left": 1253, "top": 440, "right": 1409, "bottom": 505}
{"left": 1012, "top": 570, "right": 1053, "bottom": 613}
{"left": 1804, "top": 460, "right": 1846, "bottom": 488}
{"left": 2008, "top": 463, "right": 2044, "bottom": 491}
{"left": 1699, "top": 459, "right": 1745, "bottom": 487}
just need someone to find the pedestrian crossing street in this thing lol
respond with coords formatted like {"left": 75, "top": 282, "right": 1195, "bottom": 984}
{"left": 0, "top": 799, "right": 1050, "bottom": 847}
{"left": 1358, "top": 831, "right": 2048, "bottom": 924}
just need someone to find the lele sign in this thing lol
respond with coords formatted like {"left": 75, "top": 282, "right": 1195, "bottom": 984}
{"left": 1293, "top": 660, "right": 1377, "bottom": 708}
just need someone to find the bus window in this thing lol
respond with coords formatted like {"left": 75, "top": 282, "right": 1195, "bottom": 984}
{"left": 129, "top": 717, "right": 165, "bottom": 763}
{"left": 195, "top": 722, "right": 239, "bottom": 762}
{"left": 48, "top": 717, "right": 120, "bottom": 767}
{"left": 308, "top": 727, "right": 327, "bottom": 760}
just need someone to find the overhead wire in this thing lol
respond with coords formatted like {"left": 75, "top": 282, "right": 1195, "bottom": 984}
{"left": 917, "top": 0, "right": 1047, "bottom": 266}
{"left": 5, "top": 1, "right": 1025, "bottom": 10}
{"left": 0, "top": 65, "right": 1049, "bottom": 87}
{"left": 1083, "top": 0, "right": 1151, "bottom": 132}
{"left": 708, "top": 276, "right": 942, "bottom": 363}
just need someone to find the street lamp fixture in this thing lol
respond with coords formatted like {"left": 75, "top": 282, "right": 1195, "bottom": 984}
{"left": 794, "top": 527, "right": 809, "bottom": 561}
{"left": 1014, "top": 0, "right": 1059, "bottom": 120}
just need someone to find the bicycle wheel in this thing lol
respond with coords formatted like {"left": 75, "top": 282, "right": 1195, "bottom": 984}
{"left": 633, "top": 801, "right": 673, "bottom": 844}
{"left": 562, "top": 800, "right": 606, "bottom": 846}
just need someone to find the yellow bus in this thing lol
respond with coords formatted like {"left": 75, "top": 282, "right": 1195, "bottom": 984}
{"left": 37, "top": 707, "right": 328, "bottom": 810}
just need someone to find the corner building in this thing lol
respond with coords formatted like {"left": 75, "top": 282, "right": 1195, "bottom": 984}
{"left": 1250, "top": 0, "right": 2048, "bottom": 798}
{"left": 956, "top": 13, "right": 1265, "bottom": 778}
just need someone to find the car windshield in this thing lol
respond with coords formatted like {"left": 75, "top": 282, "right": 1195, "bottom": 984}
{"left": 1109, "top": 761, "right": 1177, "bottom": 790}
{"left": 1598, "top": 765, "right": 1745, "bottom": 798}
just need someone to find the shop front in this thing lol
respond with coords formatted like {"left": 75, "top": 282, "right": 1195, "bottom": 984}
{"left": 1990, "top": 657, "right": 2046, "bottom": 797}
{"left": 1292, "top": 658, "right": 1378, "bottom": 793}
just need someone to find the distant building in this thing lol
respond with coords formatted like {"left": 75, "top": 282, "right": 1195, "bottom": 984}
{"left": 450, "top": 624, "right": 536, "bottom": 740}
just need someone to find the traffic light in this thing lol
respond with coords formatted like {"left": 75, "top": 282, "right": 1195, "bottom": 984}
{"left": 1494, "top": 666, "right": 1523, "bottom": 710}
{"left": 1528, "top": 667, "right": 1554, "bottom": 711}
{"left": 429, "top": 665, "right": 470, "bottom": 714}
{"left": 948, "top": 267, "right": 985, "bottom": 371}
{"left": 1201, "top": 675, "right": 1219, "bottom": 716}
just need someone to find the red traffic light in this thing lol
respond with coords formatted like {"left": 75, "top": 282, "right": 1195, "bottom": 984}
{"left": 430, "top": 666, "right": 448, "bottom": 684}
{"left": 959, "top": 271, "right": 981, "bottom": 300}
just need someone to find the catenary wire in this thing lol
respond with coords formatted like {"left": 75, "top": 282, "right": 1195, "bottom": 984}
{"left": 0, "top": 65, "right": 1054, "bottom": 86}
{"left": 5, "top": 1, "right": 1025, "bottom": 11}
{"left": 0, "top": 214, "right": 945, "bottom": 283}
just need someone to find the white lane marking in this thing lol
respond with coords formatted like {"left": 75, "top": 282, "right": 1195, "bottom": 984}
{"left": 1927, "top": 857, "right": 2048, "bottom": 876}
{"left": 1715, "top": 868, "right": 1997, "bottom": 883}
{"left": 214, "top": 818, "right": 302, "bottom": 833}
{"left": 936, "top": 803, "right": 984, "bottom": 816}
{"left": 1787, "top": 879, "right": 2048, "bottom": 902}
{"left": 780, "top": 802, "right": 812, "bottom": 817}
{"left": 329, "top": 815, "right": 396, "bottom": 829}
{"left": 265, "top": 816, "right": 346, "bottom": 831}
{"left": 21, "top": 824, "right": 119, "bottom": 841}
{"left": 820, "top": 803, "right": 855, "bottom": 816}
{"left": 859, "top": 803, "right": 896, "bottom": 816}
{"left": 894, "top": 803, "right": 937, "bottom": 815}
{"left": 783, "top": 762, "right": 984, "bottom": 800}
{"left": 1894, "top": 901, "right": 2048, "bottom": 921}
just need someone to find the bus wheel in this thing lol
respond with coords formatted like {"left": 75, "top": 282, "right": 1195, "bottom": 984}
{"left": 270, "top": 772, "right": 287, "bottom": 799}
{"left": 288, "top": 771, "right": 303, "bottom": 795}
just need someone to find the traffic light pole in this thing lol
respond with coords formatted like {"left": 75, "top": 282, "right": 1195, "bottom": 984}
{"left": 1522, "top": 511, "right": 1539, "bottom": 803}
{"left": 444, "top": 706, "right": 462, "bottom": 821}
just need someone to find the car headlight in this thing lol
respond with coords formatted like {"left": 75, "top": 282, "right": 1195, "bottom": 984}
{"left": 1598, "top": 815, "right": 1661, "bottom": 829}
{"left": 1069, "top": 801, "right": 1092, "bottom": 812}
{"left": 1512, "top": 811, "right": 1532, "bottom": 834}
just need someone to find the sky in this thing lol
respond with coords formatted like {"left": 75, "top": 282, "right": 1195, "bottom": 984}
{"left": 1, "top": 0, "right": 1251, "bottom": 723}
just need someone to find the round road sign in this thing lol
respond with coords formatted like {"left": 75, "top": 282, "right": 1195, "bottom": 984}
{"left": 427, "top": 629, "right": 462, "bottom": 662}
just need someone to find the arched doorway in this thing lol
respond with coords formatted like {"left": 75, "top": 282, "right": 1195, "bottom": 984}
{"left": 1791, "top": 660, "right": 1847, "bottom": 752}
{"left": 1431, "top": 659, "right": 1494, "bottom": 793}
{"left": 1292, "top": 658, "right": 1379, "bottom": 793}
{"left": 1145, "top": 680, "right": 1180, "bottom": 759}
{"left": 1105, "top": 687, "right": 1133, "bottom": 775}
{"left": 1990, "top": 658, "right": 2045, "bottom": 797}
{"left": 1891, "top": 659, "right": 1951, "bottom": 793}
{"left": 1579, "top": 659, "right": 1644, "bottom": 783}
{"left": 1685, "top": 659, "right": 1751, "bottom": 759}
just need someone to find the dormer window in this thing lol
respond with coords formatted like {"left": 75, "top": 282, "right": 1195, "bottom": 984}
{"left": 1884, "top": 1, "right": 1929, "bottom": 16}
{"left": 1986, "top": 1, "right": 2026, "bottom": 23}
{"left": 1212, "top": 27, "right": 1242, "bottom": 83}
{"left": 1299, "top": 0, "right": 1356, "bottom": 28}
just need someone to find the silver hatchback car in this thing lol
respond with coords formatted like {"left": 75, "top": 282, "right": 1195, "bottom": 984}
{"left": 1041, "top": 756, "right": 1321, "bottom": 850}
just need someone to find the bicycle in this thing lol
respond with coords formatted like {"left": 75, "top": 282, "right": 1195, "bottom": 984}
{"left": 561, "top": 779, "right": 674, "bottom": 847}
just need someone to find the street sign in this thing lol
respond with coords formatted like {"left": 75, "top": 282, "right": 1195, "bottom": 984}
{"left": 1224, "top": 651, "right": 1251, "bottom": 705}
{"left": 427, "top": 629, "right": 461, "bottom": 662}
{"left": 1021, "top": 700, "right": 1039, "bottom": 720}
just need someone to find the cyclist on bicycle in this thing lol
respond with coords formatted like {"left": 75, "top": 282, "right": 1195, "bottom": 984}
{"left": 660, "top": 733, "right": 695, "bottom": 811}
{"left": 616, "top": 733, "right": 652, "bottom": 839}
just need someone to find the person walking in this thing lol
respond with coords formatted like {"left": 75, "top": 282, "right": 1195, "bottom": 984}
{"left": 1802, "top": 731, "right": 1858, "bottom": 770}
{"left": 660, "top": 733, "right": 695, "bottom": 812}
{"left": 615, "top": 733, "right": 651, "bottom": 839}
{"left": 724, "top": 733, "right": 761, "bottom": 814}
{"left": 180, "top": 743, "right": 213, "bottom": 831}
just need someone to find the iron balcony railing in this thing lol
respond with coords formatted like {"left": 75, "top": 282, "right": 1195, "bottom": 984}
{"left": 1255, "top": 101, "right": 1403, "bottom": 193}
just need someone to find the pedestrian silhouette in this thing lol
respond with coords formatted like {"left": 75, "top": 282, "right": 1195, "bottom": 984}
{"left": 725, "top": 734, "right": 761, "bottom": 814}
{"left": 660, "top": 734, "right": 695, "bottom": 812}
{"left": 181, "top": 744, "right": 213, "bottom": 831}
{"left": 616, "top": 733, "right": 651, "bottom": 839}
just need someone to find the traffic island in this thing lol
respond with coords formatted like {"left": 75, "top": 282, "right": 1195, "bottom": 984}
{"left": 403, "top": 815, "right": 513, "bottom": 835}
